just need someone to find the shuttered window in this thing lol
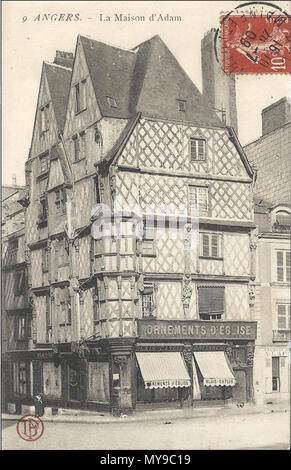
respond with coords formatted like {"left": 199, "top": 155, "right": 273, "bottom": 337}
{"left": 277, "top": 304, "right": 290, "bottom": 330}
{"left": 198, "top": 287, "right": 225, "bottom": 317}
{"left": 276, "top": 251, "right": 290, "bottom": 282}
{"left": 200, "top": 233, "right": 222, "bottom": 258}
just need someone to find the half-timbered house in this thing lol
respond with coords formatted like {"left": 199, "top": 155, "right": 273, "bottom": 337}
{"left": 5, "top": 35, "right": 257, "bottom": 415}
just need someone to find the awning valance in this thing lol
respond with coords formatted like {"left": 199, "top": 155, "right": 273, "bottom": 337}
{"left": 136, "top": 352, "right": 191, "bottom": 389}
{"left": 194, "top": 351, "right": 236, "bottom": 387}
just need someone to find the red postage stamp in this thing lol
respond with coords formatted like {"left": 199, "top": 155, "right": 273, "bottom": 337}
{"left": 16, "top": 414, "right": 44, "bottom": 441}
{"left": 221, "top": 14, "right": 291, "bottom": 74}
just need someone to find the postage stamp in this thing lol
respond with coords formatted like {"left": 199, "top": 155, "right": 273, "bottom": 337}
{"left": 16, "top": 415, "right": 44, "bottom": 441}
{"left": 221, "top": 14, "right": 291, "bottom": 74}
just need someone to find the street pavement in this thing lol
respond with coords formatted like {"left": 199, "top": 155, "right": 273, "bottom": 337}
{"left": 2, "top": 409, "right": 290, "bottom": 450}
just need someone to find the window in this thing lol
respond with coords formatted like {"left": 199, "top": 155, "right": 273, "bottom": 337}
{"left": 40, "top": 104, "right": 50, "bottom": 133}
{"left": 72, "top": 132, "right": 86, "bottom": 162}
{"left": 277, "top": 304, "right": 290, "bottom": 330}
{"left": 15, "top": 270, "right": 25, "bottom": 296}
{"left": 13, "top": 362, "right": 27, "bottom": 396}
{"left": 273, "top": 211, "right": 290, "bottom": 232}
{"left": 56, "top": 238, "right": 69, "bottom": 267}
{"left": 39, "top": 153, "right": 49, "bottom": 174}
{"left": 107, "top": 96, "right": 117, "bottom": 108}
{"left": 55, "top": 188, "right": 66, "bottom": 215}
{"left": 93, "top": 287, "right": 99, "bottom": 322}
{"left": 15, "top": 315, "right": 28, "bottom": 340}
{"left": 198, "top": 286, "right": 224, "bottom": 320}
{"left": 190, "top": 138, "right": 206, "bottom": 161}
{"left": 42, "top": 248, "right": 49, "bottom": 272}
{"left": 7, "top": 239, "right": 18, "bottom": 264}
{"left": 200, "top": 233, "right": 222, "bottom": 258}
{"left": 272, "top": 357, "right": 280, "bottom": 392}
{"left": 142, "top": 285, "right": 155, "bottom": 317}
{"left": 38, "top": 197, "right": 48, "bottom": 225}
{"left": 46, "top": 295, "right": 52, "bottom": 342}
{"left": 177, "top": 100, "right": 186, "bottom": 112}
{"left": 189, "top": 185, "right": 209, "bottom": 216}
{"left": 276, "top": 251, "right": 290, "bottom": 282}
{"left": 75, "top": 80, "right": 86, "bottom": 113}
{"left": 58, "top": 287, "right": 71, "bottom": 324}
{"left": 142, "top": 227, "right": 155, "bottom": 256}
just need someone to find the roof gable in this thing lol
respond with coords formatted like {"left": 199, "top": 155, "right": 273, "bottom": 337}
{"left": 80, "top": 35, "right": 136, "bottom": 119}
{"left": 45, "top": 63, "right": 72, "bottom": 130}
{"left": 132, "top": 35, "right": 222, "bottom": 126}
{"left": 29, "top": 63, "right": 71, "bottom": 159}
{"left": 80, "top": 34, "right": 223, "bottom": 126}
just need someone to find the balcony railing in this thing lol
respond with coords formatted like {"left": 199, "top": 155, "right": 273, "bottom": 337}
{"left": 273, "top": 330, "right": 290, "bottom": 342}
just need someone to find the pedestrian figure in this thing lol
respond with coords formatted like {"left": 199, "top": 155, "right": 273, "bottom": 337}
{"left": 34, "top": 393, "right": 45, "bottom": 417}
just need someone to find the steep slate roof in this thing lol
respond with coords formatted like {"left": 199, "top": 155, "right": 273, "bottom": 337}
{"left": 44, "top": 62, "right": 72, "bottom": 131}
{"left": 2, "top": 185, "right": 25, "bottom": 201}
{"left": 80, "top": 34, "right": 222, "bottom": 127}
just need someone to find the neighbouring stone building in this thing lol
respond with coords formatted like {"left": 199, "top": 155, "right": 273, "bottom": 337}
{"left": 244, "top": 97, "right": 291, "bottom": 206}
{"left": 3, "top": 35, "right": 258, "bottom": 416}
{"left": 244, "top": 99, "right": 291, "bottom": 406}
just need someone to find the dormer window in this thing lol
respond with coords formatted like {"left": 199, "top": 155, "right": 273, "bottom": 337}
{"left": 273, "top": 210, "right": 290, "bottom": 232}
{"left": 40, "top": 104, "right": 50, "bottom": 133}
{"left": 75, "top": 79, "right": 86, "bottom": 114}
{"left": 107, "top": 97, "right": 117, "bottom": 108}
{"left": 177, "top": 100, "right": 186, "bottom": 112}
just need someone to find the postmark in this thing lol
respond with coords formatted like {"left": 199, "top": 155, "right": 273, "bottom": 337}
{"left": 214, "top": 1, "right": 291, "bottom": 74}
{"left": 16, "top": 414, "right": 44, "bottom": 441}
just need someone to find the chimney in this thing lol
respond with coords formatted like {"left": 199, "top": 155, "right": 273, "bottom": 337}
{"left": 261, "top": 97, "right": 291, "bottom": 135}
{"left": 201, "top": 29, "right": 238, "bottom": 135}
{"left": 12, "top": 174, "right": 17, "bottom": 186}
{"left": 53, "top": 50, "right": 74, "bottom": 69}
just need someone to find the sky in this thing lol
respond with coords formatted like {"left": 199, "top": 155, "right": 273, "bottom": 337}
{"left": 2, "top": 0, "right": 290, "bottom": 186}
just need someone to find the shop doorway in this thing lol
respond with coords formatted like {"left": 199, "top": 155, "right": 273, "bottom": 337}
{"left": 232, "top": 370, "right": 247, "bottom": 403}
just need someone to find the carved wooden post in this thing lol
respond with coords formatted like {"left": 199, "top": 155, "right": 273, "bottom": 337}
{"left": 246, "top": 342, "right": 255, "bottom": 403}
{"left": 182, "top": 344, "right": 193, "bottom": 407}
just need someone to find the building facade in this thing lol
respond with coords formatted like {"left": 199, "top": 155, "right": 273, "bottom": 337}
{"left": 2, "top": 184, "right": 29, "bottom": 413}
{"left": 4, "top": 35, "right": 257, "bottom": 415}
{"left": 244, "top": 99, "right": 291, "bottom": 406}
{"left": 252, "top": 200, "right": 290, "bottom": 405}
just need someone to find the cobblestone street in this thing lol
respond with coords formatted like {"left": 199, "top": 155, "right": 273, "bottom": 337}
{"left": 2, "top": 410, "right": 290, "bottom": 450}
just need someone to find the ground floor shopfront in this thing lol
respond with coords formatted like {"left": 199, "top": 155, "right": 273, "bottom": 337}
{"left": 3, "top": 320, "right": 257, "bottom": 415}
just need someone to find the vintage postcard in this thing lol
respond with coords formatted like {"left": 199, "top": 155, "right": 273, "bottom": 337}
{"left": 1, "top": 0, "right": 290, "bottom": 453}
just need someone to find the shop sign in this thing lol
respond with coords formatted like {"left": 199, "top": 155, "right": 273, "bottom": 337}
{"left": 138, "top": 320, "right": 257, "bottom": 340}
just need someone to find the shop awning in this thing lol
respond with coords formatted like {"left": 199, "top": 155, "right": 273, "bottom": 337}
{"left": 136, "top": 352, "right": 191, "bottom": 389}
{"left": 194, "top": 351, "right": 236, "bottom": 387}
